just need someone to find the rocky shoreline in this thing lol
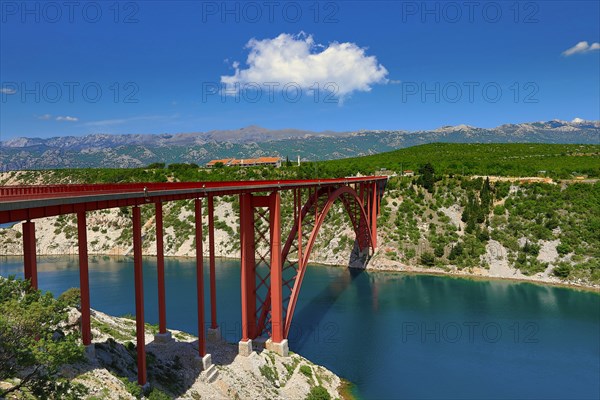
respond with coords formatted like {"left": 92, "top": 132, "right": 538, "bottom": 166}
{"left": 2, "top": 247, "right": 598, "bottom": 292}
{"left": 365, "top": 254, "right": 600, "bottom": 293}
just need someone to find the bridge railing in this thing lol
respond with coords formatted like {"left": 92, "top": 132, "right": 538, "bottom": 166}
{"left": 0, "top": 177, "right": 387, "bottom": 200}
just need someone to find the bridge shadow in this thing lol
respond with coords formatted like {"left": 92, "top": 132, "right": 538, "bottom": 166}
{"left": 288, "top": 242, "right": 376, "bottom": 350}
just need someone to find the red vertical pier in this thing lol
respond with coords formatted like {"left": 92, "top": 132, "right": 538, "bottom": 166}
{"left": 77, "top": 210, "right": 92, "bottom": 346}
{"left": 132, "top": 206, "right": 147, "bottom": 386}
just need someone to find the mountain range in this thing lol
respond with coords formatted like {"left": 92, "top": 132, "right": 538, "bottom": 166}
{"left": 1, "top": 120, "right": 598, "bottom": 170}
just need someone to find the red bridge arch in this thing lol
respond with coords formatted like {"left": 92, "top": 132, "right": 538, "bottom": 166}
{"left": 240, "top": 182, "right": 383, "bottom": 344}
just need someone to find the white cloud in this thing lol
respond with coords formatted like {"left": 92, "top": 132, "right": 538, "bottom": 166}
{"left": 82, "top": 114, "right": 175, "bottom": 127}
{"left": 83, "top": 118, "right": 129, "bottom": 127}
{"left": 221, "top": 33, "right": 388, "bottom": 99}
{"left": 562, "top": 41, "right": 600, "bottom": 56}
{"left": 0, "top": 87, "right": 16, "bottom": 95}
{"left": 56, "top": 116, "right": 79, "bottom": 122}
{"left": 37, "top": 114, "right": 52, "bottom": 120}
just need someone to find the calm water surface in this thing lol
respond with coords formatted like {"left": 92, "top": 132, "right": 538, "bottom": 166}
{"left": 1, "top": 255, "right": 599, "bottom": 399}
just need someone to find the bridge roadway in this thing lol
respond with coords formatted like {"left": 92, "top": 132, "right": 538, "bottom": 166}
{"left": 0, "top": 177, "right": 385, "bottom": 223}
{"left": 0, "top": 176, "right": 387, "bottom": 386}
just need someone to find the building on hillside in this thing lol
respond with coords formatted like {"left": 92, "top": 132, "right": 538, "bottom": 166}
{"left": 206, "top": 157, "right": 282, "bottom": 168}
{"left": 205, "top": 158, "right": 235, "bottom": 168}
{"left": 402, "top": 170, "right": 415, "bottom": 177}
{"left": 375, "top": 168, "right": 396, "bottom": 177}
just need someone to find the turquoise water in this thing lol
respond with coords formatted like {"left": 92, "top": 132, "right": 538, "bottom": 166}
{"left": 1, "top": 255, "right": 599, "bottom": 399}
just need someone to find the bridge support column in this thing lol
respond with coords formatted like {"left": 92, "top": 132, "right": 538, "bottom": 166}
{"left": 154, "top": 202, "right": 173, "bottom": 344}
{"left": 22, "top": 220, "right": 37, "bottom": 289}
{"left": 194, "top": 199, "right": 208, "bottom": 359}
{"left": 77, "top": 211, "right": 92, "bottom": 346}
{"left": 207, "top": 194, "right": 221, "bottom": 342}
{"left": 268, "top": 192, "right": 288, "bottom": 356}
{"left": 132, "top": 206, "right": 147, "bottom": 386}
{"left": 239, "top": 193, "right": 256, "bottom": 356}
{"left": 371, "top": 182, "right": 378, "bottom": 249}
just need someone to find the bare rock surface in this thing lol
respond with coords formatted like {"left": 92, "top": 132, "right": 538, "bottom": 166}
{"left": 62, "top": 310, "right": 344, "bottom": 399}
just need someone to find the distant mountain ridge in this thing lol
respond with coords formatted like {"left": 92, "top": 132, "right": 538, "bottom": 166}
{"left": 1, "top": 120, "right": 598, "bottom": 170}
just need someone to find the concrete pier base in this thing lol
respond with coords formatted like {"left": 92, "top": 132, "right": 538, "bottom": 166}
{"left": 202, "top": 354, "right": 212, "bottom": 370}
{"left": 207, "top": 327, "right": 221, "bottom": 342}
{"left": 154, "top": 331, "right": 174, "bottom": 344}
{"left": 238, "top": 339, "right": 253, "bottom": 356}
{"left": 193, "top": 353, "right": 213, "bottom": 371}
{"left": 266, "top": 338, "right": 289, "bottom": 357}
{"left": 84, "top": 344, "right": 96, "bottom": 360}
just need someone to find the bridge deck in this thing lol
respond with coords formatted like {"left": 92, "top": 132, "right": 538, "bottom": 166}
{"left": 0, "top": 176, "right": 387, "bottom": 223}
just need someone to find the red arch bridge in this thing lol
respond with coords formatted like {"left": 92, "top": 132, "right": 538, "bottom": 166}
{"left": 0, "top": 176, "right": 387, "bottom": 385}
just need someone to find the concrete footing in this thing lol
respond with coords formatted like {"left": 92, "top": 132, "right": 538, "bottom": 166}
{"left": 154, "top": 331, "right": 174, "bottom": 344}
{"left": 207, "top": 327, "right": 222, "bottom": 342}
{"left": 194, "top": 353, "right": 213, "bottom": 371}
{"left": 84, "top": 344, "right": 96, "bottom": 359}
{"left": 266, "top": 338, "right": 289, "bottom": 357}
{"left": 238, "top": 339, "right": 253, "bottom": 356}
{"left": 201, "top": 354, "right": 212, "bottom": 370}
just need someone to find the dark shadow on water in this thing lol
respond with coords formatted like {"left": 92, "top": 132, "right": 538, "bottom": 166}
{"left": 289, "top": 244, "right": 374, "bottom": 350}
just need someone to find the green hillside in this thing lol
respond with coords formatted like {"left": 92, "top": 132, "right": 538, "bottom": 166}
{"left": 3, "top": 143, "right": 599, "bottom": 186}
{"left": 309, "top": 143, "right": 600, "bottom": 179}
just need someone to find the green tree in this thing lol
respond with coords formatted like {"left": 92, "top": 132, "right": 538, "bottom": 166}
{"left": 0, "top": 278, "right": 85, "bottom": 398}
{"left": 420, "top": 252, "right": 435, "bottom": 266}
{"left": 306, "top": 386, "right": 331, "bottom": 400}
{"left": 434, "top": 246, "right": 445, "bottom": 258}
{"left": 418, "top": 163, "right": 435, "bottom": 193}
{"left": 553, "top": 264, "right": 572, "bottom": 278}
{"left": 480, "top": 177, "right": 492, "bottom": 208}
{"left": 146, "top": 162, "right": 165, "bottom": 169}
{"left": 449, "top": 243, "right": 463, "bottom": 260}
{"left": 556, "top": 242, "right": 571, "bottom": 255}
{"left": 58, "top": 287, "right": 81, "bottom": 308}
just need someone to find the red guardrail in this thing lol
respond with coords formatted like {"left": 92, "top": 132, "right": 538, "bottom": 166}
{"left": 0, "top": 177, "right": 387, "bottom": 201}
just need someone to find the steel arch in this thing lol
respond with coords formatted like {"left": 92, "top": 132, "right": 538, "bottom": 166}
{"left": 282, "top": 185, "right": 375, "bottom": 337}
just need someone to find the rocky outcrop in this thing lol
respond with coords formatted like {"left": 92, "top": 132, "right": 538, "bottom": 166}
{"left": 59, "top": 309, "right": 345, "bottom": 399}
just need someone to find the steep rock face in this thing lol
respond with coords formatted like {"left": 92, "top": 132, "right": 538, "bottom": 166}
{"left": 1, "top": 120, "right": 598, "bottom": 170}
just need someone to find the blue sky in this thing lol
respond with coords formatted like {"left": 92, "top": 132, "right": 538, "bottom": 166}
{"left": 1, "top": 0, "right": 599, "bottom": 140}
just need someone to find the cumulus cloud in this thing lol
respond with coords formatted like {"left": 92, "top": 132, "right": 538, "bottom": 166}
{"left": 37, "top": 114, "right": 52, "bottom": 120}
{"left": 55, "top": 116, "right": 79, "bottom": 122}
{"left": 220, "top": 33, "right": 388, "bottom": 99}
{"left": 562, "top": 41, "right": 600, "bottom": 56}
{"left": 0, "top": 87, "right": 16, "bottom": 95}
